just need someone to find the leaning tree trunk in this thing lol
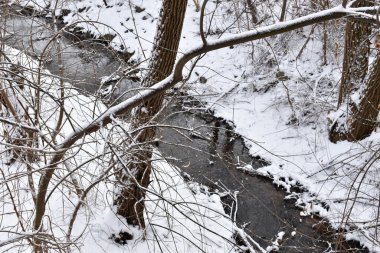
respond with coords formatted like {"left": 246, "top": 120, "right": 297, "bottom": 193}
{"left": 329, "top": 0, "right": 372, "bottom": 142}
{"left": 341, "top": 53, "right": 380, "bottom": 141}
{"left": 116, "top": 0, "right": 188, "bottom": 228}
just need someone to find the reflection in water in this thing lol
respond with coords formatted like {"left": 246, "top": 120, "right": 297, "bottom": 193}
{"left": 158, "top": 105, "right": 356, "bottom": 252}
{"left": 209, "top": 120, "right": 219, "bottom": 163}
{"left": 5, "top": 12, "right": 367, "bottom": 253}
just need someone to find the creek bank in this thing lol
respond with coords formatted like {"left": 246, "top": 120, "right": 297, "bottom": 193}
{"left": 3, "top": 10, "right": 369, "bottom": 253}
{"left": 158, "top": 101, "right": 368, "bottom": 252}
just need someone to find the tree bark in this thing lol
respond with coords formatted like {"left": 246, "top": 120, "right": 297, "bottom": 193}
{"left": 116, "top": 0, "right": 188, "bottom": 228}
{"left": 246, "top": 0, "right": 258, "bottom": 24}
{"left": 332, "top": 53, "right": 380, "bottom": 142}
{"left": 329, "top": 0, "right": 374, "bottom": 142}
{"left": 337, "top": 0, "right": 372, "bottom": 107}
{"left": 280, "top": 0, "right": 287, "bottom": 22}
{"left": 32, "top": 3, "right": 377, "bottom": 238}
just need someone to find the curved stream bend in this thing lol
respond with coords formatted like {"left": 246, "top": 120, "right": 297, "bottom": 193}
{"left": 4, "top": 12, "right": 368, "bottom": 253}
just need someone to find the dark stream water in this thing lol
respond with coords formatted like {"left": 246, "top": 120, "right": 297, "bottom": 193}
{"left": 3, "top": 10, "right": 367, "bottom": 253}
{"left": 158, "top": 104, "right": 331, "bottom": 252}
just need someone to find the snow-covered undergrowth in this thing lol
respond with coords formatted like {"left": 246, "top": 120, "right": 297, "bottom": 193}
{"left": 69, "top": 152, "right": 240, "bottom": 253}
{"left": 0, "top": 48, "right": 243, "bottom": 252}
{"left": 5, "top": 0, "right": 380, "bottom": 251}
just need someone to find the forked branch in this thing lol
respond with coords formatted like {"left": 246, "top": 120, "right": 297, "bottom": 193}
{"left": 33, "top": 3, "right": 380, "bottom": 232}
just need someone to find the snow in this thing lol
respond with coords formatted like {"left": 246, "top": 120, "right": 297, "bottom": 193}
{"left": 3, "top": 0, "right": 380, "bottom": 252}
{"left": 266, "top": 231, "right": 286, "bottom": 252}
{"left": 75, "top": 152, "right": 239, "bottom": 253}
{"left": 0, "top": 47, "right": 244, "bottom": 252}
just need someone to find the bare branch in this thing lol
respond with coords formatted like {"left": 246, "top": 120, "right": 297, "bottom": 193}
{"left": 0, "top": 116, "right": 39, "bottom": 132}
{"left": 200, "top": 0, "right": 209, "bottom": 45}
{"left": 33, "top": 4, "right": 380, "bottom": 232}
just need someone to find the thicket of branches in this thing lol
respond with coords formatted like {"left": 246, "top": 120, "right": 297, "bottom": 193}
{"left": 0, "top": 0, "right": 379, "bottom": 252}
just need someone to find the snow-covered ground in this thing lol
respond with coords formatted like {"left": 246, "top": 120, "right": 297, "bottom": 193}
{"left": 0, "top": 46, "right": 249, "bottom": 252}
{"left": 4, "top": 0, "right": 380, "bottom": 252}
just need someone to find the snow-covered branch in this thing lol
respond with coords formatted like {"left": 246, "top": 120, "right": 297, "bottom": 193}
{"left": 33, "top": 2, "right": 380, "bottom": 231}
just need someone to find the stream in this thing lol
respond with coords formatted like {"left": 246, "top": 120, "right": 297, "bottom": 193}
{"left": 3, "top": 9, "right": 367, "bottom": 253}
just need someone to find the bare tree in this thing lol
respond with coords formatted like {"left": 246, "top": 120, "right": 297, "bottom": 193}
{"left": 338, "top": 0, "right": 372, "bottom": 106}
{"left": 329, "top": 0, "right": 376, "bottom": 142}
{"left": 280, "top": 0, "right": 288, "bottom": 22}
{"left": 330, "top": 52, "right": 380, "bottom": 142}
{"left": 246, "top": 0, "right": 258, "bottom": 24}
{"left": 25, "top": 2, "right": 379, "bottom": 249}
{"left": 116, "top": 0, "right": 188, "bottom": 228}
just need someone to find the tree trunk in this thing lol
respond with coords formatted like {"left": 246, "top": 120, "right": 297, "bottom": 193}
{"left": 246, "top": 0, "right": 258, "bottom": 24}
{"left": 341, "top": 53, "right": 380, "bottom": 141}
{"left": 280, "top": 0, "right": 287, "bottom": 22}
{"left": 329, "top": 0, "right": 373, "bottom": 142}
{"left": 116, "top": 0, "right": 188, "bottom": 228}
{"left": 330, "top": 52, "right": 380, "bottom": 142}
{"left": 337, "top": 0, "right": 372, "bottom": 107}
